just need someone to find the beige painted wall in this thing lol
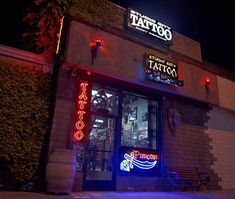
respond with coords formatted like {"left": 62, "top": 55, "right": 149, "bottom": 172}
{"left": 65, "top": 20, "right": 219, "bottom": 105}
{"left": 217, "top": 76, "right": 235, "bottom": 111}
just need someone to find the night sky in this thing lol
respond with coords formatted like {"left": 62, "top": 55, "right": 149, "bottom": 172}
{"left": 0, "top": 0, "right": 234, "bottom": 72}
{"left": 110, "top": 0, "right": 235, "bottom": 73}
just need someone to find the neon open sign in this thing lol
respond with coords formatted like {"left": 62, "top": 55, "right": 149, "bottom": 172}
{"left": 128, "top": 9, "right": 173, "bottom": 43}
{"left": 73, "top": 80, "right": 90, "bottom": 143}
{"left": 119, "top": 147, "right": 160, "bottom": 174}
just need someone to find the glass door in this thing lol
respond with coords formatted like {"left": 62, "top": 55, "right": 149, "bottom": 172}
{"left": 83, "top": 84, "right": 118, "bottom": 190}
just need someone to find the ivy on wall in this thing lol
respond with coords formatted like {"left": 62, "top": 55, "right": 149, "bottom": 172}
{"left": 22, "top": 0, "right": 124, "bottom": 61}
{"left": 69, "top": 0, "right": 124, "bottom": 28}
{"left": 0, "top": 59, "right": 51, "bottom": 188}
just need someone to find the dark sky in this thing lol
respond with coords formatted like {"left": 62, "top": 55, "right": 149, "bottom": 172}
{"left": 110, "top": 0, "right": 235, "bottom": 73}
{"left": 0, "top": 0, "right": 234, "bottom": 72}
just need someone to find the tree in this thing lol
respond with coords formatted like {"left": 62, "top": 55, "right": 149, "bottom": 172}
{"left": 22, "top": 0, "right": 74, "bottom": 61}
{"left": 22, "top": 0, "right": 123, "bottom": 61}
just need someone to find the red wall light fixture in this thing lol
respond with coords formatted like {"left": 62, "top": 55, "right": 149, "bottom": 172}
{"left": 205, "top": 76, "right": 211, "bottom": 89}
{"left": 90, "top": 38, "right": 102, "bottom": 49}
{"left": 94, "top": 39, "right": 102, "bottom": 48}
{"left": 90, "top": 38, "right": 102, "bottom": 65}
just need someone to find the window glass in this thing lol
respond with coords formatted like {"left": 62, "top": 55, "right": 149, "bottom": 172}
{"left": 121, "top": 93, "right": 157, "bottom": 150}
{"left": 86, "top": 115, "right": 115, "bottom": 174}
{"left": 83, "top": 83, "right": 117, "bottom": 180}
{"left": 90, "top": 84, "right": 118, "bottom": 115}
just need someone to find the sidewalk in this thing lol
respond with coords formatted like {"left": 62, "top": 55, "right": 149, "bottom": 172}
{"left": 0, "top": 190, "right": 235, "bottom": 199}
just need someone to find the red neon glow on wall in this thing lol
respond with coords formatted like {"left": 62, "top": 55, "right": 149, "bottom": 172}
{"left": 73, "top": 80, "right": 90, "bottom": 143}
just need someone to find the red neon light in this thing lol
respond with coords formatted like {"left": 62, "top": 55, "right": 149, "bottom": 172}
{"left": 130, "top": 150, "right": 159, "bottom": 161}
{"left": 56, "top": 16, "right": 64, "bottom": 54}
{"left": 73, "top": 81, "right": 89, "bottom": 142}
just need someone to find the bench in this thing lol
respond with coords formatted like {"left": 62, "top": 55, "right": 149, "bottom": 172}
{"left": 164, "top": 166, "right": 210, "bottom": 191}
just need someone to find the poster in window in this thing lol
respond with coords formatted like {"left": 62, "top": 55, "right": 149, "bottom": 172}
{"left": 129, "top": 106, "right": 137, "bottom": 121}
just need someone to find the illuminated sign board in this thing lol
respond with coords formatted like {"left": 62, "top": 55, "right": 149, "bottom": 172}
{"left": 73, "top": 80, "right": 91, "bottom": 143}
{"left": 119, "top": 147, "right": 160, "bottom": 174}
{"left": 145, "top": 54, "right": 184, "bottom": 87}
{"left": 127, "top": 9, "right": 173, "bottom": 43}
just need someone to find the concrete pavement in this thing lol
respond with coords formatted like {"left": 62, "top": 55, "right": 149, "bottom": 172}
{"left": 0, "top": 190, "right": 235, "bottom": 199}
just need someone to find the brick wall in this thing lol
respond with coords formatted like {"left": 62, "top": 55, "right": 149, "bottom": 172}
{"left": 163, "top": 95, "right": 221, "bottom": 190}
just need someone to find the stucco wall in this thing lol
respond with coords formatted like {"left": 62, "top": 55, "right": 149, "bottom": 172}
{"left": 65, "top": 20, "right": 219, "bottom": 105}
{"left": 48, "top": 72, "right": 76, "bottom": 152}
{"left": 171, "top": 31, "right": 202, "bottom": 62}
{"left": 217, "top": 76, "right": 235, "bottom": 111}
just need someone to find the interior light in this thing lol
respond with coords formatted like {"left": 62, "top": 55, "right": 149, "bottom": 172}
{"left": 92, "top": 90, "right": 112, "bottom": 98}
{"left": 95, "top": 119, "right": 104, "bottom": 123}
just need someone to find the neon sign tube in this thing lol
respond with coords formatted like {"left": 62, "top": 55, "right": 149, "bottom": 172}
{"left": 73, "top": 80, "right": 90, "bottom": 142}
{"left": 120, "top": 150, "right": 159, "bottom": 172}
{"left": 56, "top": 16, "right": 64, "bottom": 54}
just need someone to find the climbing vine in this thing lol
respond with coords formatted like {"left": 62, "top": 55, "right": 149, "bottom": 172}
{"left": 0, "top": 59, "right": 51, "bottom": 188}
{"left": 22, "top": 0, "right": 124, "bottom": 61}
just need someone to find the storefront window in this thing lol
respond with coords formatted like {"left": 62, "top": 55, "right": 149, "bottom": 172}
{"left": 90, "top": 84, "right": 118, "bottom": 115}
{"left": 87, "top": 116, "right": 115, "bottom": 173}
{"left": 73, "top": 82, "right": 160, "bottom": 176}
{"left": 73, "top": 143, "right": 85, "bottom": 171}
{"left": 84, "top": 84, "right": 117, "bottom": 180}
{"left": 121, "top": 93, "right": 157, "bottom": 150}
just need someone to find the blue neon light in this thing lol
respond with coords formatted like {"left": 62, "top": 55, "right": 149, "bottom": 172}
{"left": 120, "top": 153, "right": 157, "bottom": 172}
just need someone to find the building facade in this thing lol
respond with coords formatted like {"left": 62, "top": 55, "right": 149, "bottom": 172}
{"left": 48, "top": 3, "right": 235, "bottom": 191}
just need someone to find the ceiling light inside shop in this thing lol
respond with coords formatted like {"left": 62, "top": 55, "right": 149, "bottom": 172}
{"left": 92, "top": 90, "right": 113, "bottom": 98}
{"left": 95, "top": 119, "right": 104, "bottom": 123}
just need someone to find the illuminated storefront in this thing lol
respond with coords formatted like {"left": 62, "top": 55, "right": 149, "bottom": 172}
{"left": 48, "top": 2, "right": 235, "bottom": 192}
{"left": 71, "top": 71, "right": 162, "bottom": 190}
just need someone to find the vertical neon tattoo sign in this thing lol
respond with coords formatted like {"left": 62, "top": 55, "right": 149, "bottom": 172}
{"left": 73, "top": 80, "right": 90, "bottom": 143}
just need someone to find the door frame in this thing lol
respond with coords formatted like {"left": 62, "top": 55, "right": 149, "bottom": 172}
{"left": 82, "top": 93, "right": 122, "bottom": 191}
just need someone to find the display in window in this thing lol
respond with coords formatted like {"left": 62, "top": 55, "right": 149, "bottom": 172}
{"left": 121, "top": 94, "right": 157, "bottom": 150}
{"left": 73, "top": 143, "right": 85, "bottom": 171}
{"left": 142, "top": 112, "right": 148, "bottom": 121}
{"left": 85, "top": 115, "right": 115, "bottom": 181}
{"left": 92, "top": 89, "right": 108, "bottom": 113}
{"left": 91, "top": 86, "right": 118, "bottom": 115}
{"left": 129, "top": 106, "right": 137, "bottom": 121}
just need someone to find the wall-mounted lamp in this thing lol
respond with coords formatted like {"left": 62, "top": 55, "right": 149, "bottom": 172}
{"left": 94, "top": 39, "right": 102, "bottom": 48}
{"left": 205, "top": 77, "right": 211, "bottom": 90}
{"left": 91, "top": 39, "right": 102, "bottom": 65}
